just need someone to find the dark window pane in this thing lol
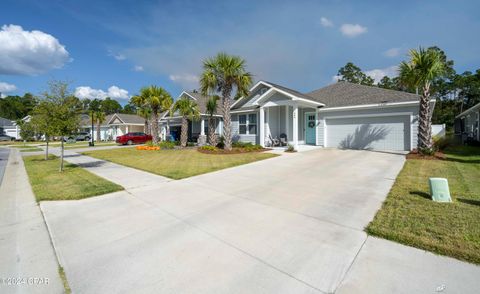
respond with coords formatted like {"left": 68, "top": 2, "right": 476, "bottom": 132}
{"left": 248, "top": 114, "right": 256, "bottom": 124}
{"left": 239, "top": 125, "right": 247, "bottom": 134}
{"left": 249, "top": 124, "right": 257, "bottom": 134}
{"left": 239, "top": 115, "right": 246, "bottom": 124}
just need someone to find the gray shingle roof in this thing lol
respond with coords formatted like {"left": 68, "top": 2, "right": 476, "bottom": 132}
{"left": 0, "top": 117, "right": 14, "bottom": 127}
{"left": 264, "top": 81, "right": 318, "bottom": 101}
{"left": 171, "top": 92, "right": 223, "bottom": 116}
{"left": 306, "top": 81, "right": 420, "bottom": 108}
{"left": 114, "top": 113, "right": 145, "bottom": 124}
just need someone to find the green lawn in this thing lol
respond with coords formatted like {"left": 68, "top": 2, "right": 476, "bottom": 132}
{"left": 24, "top": 155, "right": 123, "bottom": 201}
{"left": 20, "top": 147, "right": 43, "bottom": 152}
{"left": 83, "top": 148, "right": 277, "bottom": 179}
{"left": 367, "top": 145, "right": 480, "bottom": 264}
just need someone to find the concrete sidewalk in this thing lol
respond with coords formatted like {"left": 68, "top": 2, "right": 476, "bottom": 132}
{"left": 46, "top": 146, "right": 170, "bottom": 189}
{"left": 0, "top": 149, "right": 64, "bottom": 294}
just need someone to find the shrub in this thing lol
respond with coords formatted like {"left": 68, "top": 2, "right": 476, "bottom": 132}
{"left": 216, "top": 136, "right": 225, "bottom": 149}
{"left": 145, "top": 140, "right": 154, "bottom": 147}
{"left": 159, "top": 141, "right": 175, "bottom": 149}
{"left": 285, "top": 144, "right": 296, "bottom": 152}
{"left": 433, "top": 135, "right": 453, "bottom": 151}
{"left": 243, "top": 144, "right": 262, "bottom": 151}
{"left": 187, "top": 142, "right": 196, "bottom": 147}
{"left": 232, "top": 141, "right": 253, "bottom": 148}
{"left": 199, "top": 145, "right": 217, "bottom": 152}
{"left": 419, "top": 147, "right": 435, "bottom": 156}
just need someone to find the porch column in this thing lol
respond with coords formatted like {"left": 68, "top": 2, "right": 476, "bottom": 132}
{"left": 259, "top": 107, "right": 265, "bottom": 147}
{"left": 126, "top": 126, "right": 129, "bottom": 134}
{"left": 200, "top": 118, "right": 205, "bottom": 136}
{"left": 292, "top": 105, "right": 299, "bottom": 150}
{"left": 285, "top": 105, "right": 289, "bottom": 141}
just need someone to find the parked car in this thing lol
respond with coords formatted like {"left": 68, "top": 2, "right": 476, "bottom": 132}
{"left": 64, "top": 132, "right": 91, "bottom": 142}
{"left": 0, "top": 134, "right": 14, "bottom": 141}
{"left": 116, "top": 132, "right": 152, "bottom": 145}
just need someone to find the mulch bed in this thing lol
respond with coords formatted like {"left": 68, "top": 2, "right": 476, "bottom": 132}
{"left": 406, "top": 149, "right": 446, "bottom": 160}
{"left": 197, "top": 147, "right": 271, "bottom": 155}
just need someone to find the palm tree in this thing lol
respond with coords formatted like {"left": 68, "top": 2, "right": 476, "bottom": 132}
{"left": 399, "top": 47, "right": 445, "bottom": 152}
{"left": 200, "top": 53, "right": 252, "bottom": 150}
{"left": 206, "top": 95, "right": 219, "bottom": 146}
{"left": 132, "top": 86, "right": 173, "bottom": 144}
{"left": 93, "top": 111, "right": 106, "bottom": 142}
{"left": 138, "top": 106, "right": 152, "bottom": 135}
{"left": 172, "top": 97, "right": 200, "bottom": 147}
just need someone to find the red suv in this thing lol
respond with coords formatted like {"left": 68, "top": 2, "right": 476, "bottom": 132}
{"left": 116, "top": 132, "right": 152, "bottom": 145}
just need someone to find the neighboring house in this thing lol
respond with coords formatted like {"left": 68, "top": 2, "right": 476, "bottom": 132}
{"left": 80, "top": 113, "right": 147, "bottom": 141}
{"left": 0, "top": 117, "right": 17, "bottom": 139}
{"left": 454, "top": 102, "right": 480, "bottom": 144}
{"left": 227, "top": 80, "right": 432, "bottom": 152}
{"left": 162, "top": 91, "right": 223, "bottom": 142}
{"left": 0, "top": 116, "right": 31, "bottom": 140}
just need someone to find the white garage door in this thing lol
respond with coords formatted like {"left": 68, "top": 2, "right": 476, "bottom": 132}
{"left": 326, "top": 115, "right": 410, "bottom": 151}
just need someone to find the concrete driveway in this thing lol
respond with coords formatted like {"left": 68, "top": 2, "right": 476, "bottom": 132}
{"left": 40, "top": 149, "right": 480, "bottom": 293}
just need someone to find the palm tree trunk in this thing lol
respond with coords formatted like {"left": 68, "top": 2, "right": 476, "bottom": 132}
{"left": 208, "top": 116, "right": 216, "bottom": 146}
{"left": 60, "top": 137, "right": 64, "bottom": 172}
{"left": 180, "top": 116, "right": 188, "bottom": 147}
{"left": 96, "top": 122, "right": 101, "bottom": 142}
{"left": 144, "top": 119, "right": 148, "bottom": 134}
{"left": 45, "top": 136, "right": 49, "bottom": 160}
{"left": 222, "top": 89, "right": 232, "bottom": 151}
{"left": 152, "top": 111, "right": 159, "bottom": 144}
{"left": 418, "top": 84, "right": 433, "bottom": 151}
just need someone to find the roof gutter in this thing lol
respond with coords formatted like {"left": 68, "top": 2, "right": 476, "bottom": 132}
{"left": 318, "top": 100, "right": 426, "bottom": 112}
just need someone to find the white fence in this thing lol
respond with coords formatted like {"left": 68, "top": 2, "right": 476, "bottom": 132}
{"left": 432, "top": 124, "right": 446, "bottom": 137}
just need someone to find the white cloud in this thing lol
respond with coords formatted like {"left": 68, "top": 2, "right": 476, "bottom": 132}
{"left": 108, "top": 50, "right": 126, "bottom": 61}
{"left": 0, "top": 24, "right": 70, "bottom": 75}
{"left": 340, "top": 23, "right": 367, "bottom": 37}
{"left": 133, "top": 65, "right": 144, "bottom": 72}
{"left": 106, "top": 86, "right": 129, "bottom": 99}
{"left": 320, "top": 17, "right": 333, "bottom": 27}
{"left": 169, "top": 74, "right": 199, "bottom": 87}
{"left": 74, "top": 85, "right": 130, "bottom": 100}
{"left": 364, "top": 65, "right": 398, "bottom": 83}
{"left": 0, "top": 82, "right": 17, "bottom": 93}
{"left": 384, "top": 47, "right": 401, "bottom": 57}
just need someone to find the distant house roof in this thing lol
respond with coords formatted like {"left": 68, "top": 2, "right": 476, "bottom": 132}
{"left": 455, "top": 102, "right": 480, "bottom": 119}
{"left": 306, "top": 81, "right": 420, "bottom": 108}
{"left": 80, "top": 113, "right": 145, "bottom": 126}
{"left": 108, "top": 113, "right": 145, "bottom": 125}
{"left": 165, "top": 91, "right": 223, "bottom": 118}
{"left": 0, "top": 117, "right": 14, "bottom": 127}
{"left": 80, "top": 114, "right": 113, "bottom": 126}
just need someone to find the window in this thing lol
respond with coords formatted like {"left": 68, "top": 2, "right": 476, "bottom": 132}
{"left": 248, "top": 114, "right": 257, "bottom": 134}
{"left": 239, "top": 114, "right": 257, "bottom": 135}
{"left": 239, "top": 115, "right": 247, "bottom": 134}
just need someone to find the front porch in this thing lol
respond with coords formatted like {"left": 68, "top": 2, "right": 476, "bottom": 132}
{"left": 259, "top": 104, "right": 319, "bottom": 149}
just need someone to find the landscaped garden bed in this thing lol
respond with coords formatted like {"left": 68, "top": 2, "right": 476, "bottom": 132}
{"left": 367, "top": 145, "right": 480, "bottom": 264}
{"left": 197, "top": 143, "right": 270, "bottom": 154}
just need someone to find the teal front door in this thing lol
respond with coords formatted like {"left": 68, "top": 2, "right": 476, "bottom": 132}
{"left": 305, "top": 113, "right": 316, "bottom": 145}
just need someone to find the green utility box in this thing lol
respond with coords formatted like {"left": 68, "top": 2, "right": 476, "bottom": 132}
{"left": 429, "top": 178, "right": 452, "bottom": 202}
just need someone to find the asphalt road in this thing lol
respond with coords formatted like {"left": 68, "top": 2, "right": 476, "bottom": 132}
{"left": 0, "top": 148, "right": 9, "bottom": 186}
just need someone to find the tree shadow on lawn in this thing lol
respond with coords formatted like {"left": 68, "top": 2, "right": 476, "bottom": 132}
{"left": 457, "top": 198, "right": 480, "bottom": 207}
{"left": 409, "top": 191, "right": 431, "bottom": 200}
{"left": 441, "top": 157, "right": 480, "bottom": 164}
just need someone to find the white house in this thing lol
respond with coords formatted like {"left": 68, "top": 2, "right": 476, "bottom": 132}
{"left": 201, "top": 80, "right": 435, "bottom": 152}
{"left": 455, "top": 102, "right": 480, "bottom": 143}
{"left": 80, "top": 113, "right": 148, "bottom": 141}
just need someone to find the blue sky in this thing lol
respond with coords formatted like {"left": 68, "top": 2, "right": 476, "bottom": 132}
{"left": 1, "top": 0, "right": 479, "bottom": 104}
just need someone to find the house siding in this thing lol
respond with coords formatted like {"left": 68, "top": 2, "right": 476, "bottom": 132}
{"left": 317, "top": 104, "right": 419, "bottom": 150}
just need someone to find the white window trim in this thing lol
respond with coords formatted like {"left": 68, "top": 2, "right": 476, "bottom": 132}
{"left": 238, "top": 113, "right": 257, "bottom": 135}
